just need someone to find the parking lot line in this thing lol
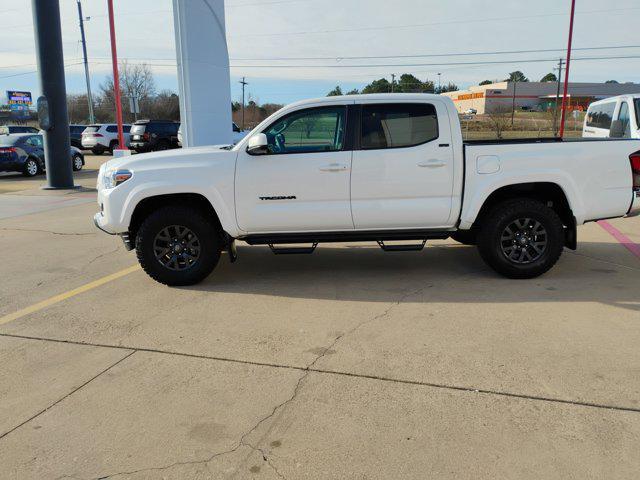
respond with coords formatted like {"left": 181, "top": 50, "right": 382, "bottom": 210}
{"left": 598, "top": 220, "right": 640, "bottom": 259}
{"left": 0, "top": 265, "right": 140, "bottom": 326}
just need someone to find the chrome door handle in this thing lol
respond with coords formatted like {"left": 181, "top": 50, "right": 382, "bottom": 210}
{"left": 319, "top": 163, "right": 348, "bottom": 172}
{"left": 417, "top": 159, "right": 446, "bottom": 168}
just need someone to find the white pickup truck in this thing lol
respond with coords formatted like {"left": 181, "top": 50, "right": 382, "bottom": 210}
{"left": 94, "top": 94, "right": 640, "bottom": 286}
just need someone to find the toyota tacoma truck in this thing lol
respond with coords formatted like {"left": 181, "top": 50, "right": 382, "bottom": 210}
{"left": 94, "top": 94, "right": 640, "bottom": 286}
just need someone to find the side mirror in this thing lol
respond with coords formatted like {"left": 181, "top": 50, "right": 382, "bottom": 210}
{"left": 610, "top": 120, "right": 624, "bottom": 138}
{"left": 246, "top": 133, "right": 269, "bottom": 155}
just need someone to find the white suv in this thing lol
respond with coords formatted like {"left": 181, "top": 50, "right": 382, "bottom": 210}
{"left": 81, "top": 124, "right": 131, "bottom": 155}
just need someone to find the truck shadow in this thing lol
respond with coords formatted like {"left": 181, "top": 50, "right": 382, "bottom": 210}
{"left": 185, "top": 242, "right": 640, "bottom": 311}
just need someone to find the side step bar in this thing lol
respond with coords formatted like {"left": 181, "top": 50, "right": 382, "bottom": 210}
{"left": 269, "top": 243, "right": 318, "bottom": 255}
{"left": 377, "top": 240, "right": 427, "bottom": 252}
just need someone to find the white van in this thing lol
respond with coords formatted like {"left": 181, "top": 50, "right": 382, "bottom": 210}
{"left": 583, "top": 94, "right": 640, "bottom": 139}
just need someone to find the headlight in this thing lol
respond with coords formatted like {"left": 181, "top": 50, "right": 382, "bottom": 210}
{"left": 102, "top": 169, "right": 133, "bottom": 189}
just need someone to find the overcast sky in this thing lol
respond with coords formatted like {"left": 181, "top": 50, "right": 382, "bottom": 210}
{"left": 1, "top": 0, "right": 639, "bottom": 105}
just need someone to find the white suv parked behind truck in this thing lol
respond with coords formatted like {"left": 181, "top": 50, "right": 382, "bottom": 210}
{"left": 81, "top": 124, "right": 131, "bottom": 155}
{"left": 583, "top": 94, "right": 640, "bottom": 139}
{"left": 95, "top": 94, "right": 640, "bottom": 286}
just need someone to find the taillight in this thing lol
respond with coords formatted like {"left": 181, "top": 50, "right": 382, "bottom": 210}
{"left": 94, "top": 133, "right": 104, "bottom": 137}
{"left": 142, "top": 132, "right": 150, "bottom": 141}
{"left": 0, "top": 147, "right": 17, "bottom": 153}
{"left": 631, "top": 152, "right": 640, "bottom": 189}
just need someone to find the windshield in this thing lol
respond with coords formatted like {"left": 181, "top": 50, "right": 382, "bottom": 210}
{"left": 83, "top": 125, "right": 100, "bottom": 133}
{"left": 130, "top": 124, "right": 146, "bottom": 134}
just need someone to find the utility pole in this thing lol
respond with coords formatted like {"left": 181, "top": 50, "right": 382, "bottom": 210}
{"left": 511, "top": 79, "right": 518, "bottom": 127}
{"left": 239, "top": 77, "right": 248, "bottom": 130}
{"left": 107, "top": 0, "right": 126, "bottom": 151}
{"left": 31, "top": 0, "right": 75, "bottom": 189}
{"left": 559, "top": 0, "right": 576, "bottom": 138}
{"left": 76, "top": 0, "right": 94, "bottom": 124}
{"left": 437, "top": 72, "right": 442, "bottom": 93}
{"left": 553, "top": 58, "right": 564, "bottom": 136}
{"left": 391, "top": 74, "right": 395, "bottom": 93}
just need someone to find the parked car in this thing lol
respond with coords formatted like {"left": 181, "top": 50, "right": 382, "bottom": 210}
{"left": 0, "top": 125, "right": 40, "bottom": 134}
{"left": 94, "top": 93, "right": 640, "bottom": 286}
{"left": 69, "top": 124, "right": 87, "bottom": 149}
{"left": 81, "top": 124, "right": 131, "bottom": 155}
{"left": 0, "top": 133, "right": 84, "bottom": 177}
{"left": 129, "top": 120, "right": 180, "bottom": 152}
{"left": 176, "top": 123, "right": 247, "bottom": 147}
{"left": 583, "top": 95, "right": 640, "bottom": 139}
{"left": 463, "top": 108, "right": 477, "bottom": 115}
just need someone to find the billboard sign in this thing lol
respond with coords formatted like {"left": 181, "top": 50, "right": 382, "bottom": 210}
{"left": 7, "top": 90, "right": 32, "bottom": 106}
{"left": 6, "top": 90, "right": 33, "bottom": 121}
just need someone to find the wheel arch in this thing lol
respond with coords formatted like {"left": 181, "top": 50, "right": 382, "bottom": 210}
{"left": 128, "top": 193, "right": 225, "bottom": 245}
{"left": 468, "top": 182, "right": 577, "bottom": 249}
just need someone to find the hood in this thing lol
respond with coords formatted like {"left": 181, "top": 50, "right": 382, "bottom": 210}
{"left": 103, "top": 145, "right": 234, "bottom": 172}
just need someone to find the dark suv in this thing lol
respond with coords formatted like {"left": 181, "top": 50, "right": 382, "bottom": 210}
{"left": 69, "top": 124, "right": 87, "bottom": 148}
{"left": 129, "top": 120, "right": 180, "bottom": 153}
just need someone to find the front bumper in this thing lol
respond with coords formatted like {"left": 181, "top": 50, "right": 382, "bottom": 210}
{"left": 627, "top": 189, "right": 640, "bottom": 217}
{"left": 94, "top": 212, "right": 134, "bottom": 250}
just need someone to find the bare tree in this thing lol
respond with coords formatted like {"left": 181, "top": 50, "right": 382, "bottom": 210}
{"left": 486, "top": 106, "right": 512, "bottom": 139}
{"left": 99, "top": 61, "right": 157, "bottom": 122}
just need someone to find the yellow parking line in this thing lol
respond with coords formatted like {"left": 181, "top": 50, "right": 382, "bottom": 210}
{"left": 0, "top": 265, "right": 141, "bottom": 326}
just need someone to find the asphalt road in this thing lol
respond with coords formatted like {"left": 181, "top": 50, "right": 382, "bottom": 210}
{"left": 1, "top": 154, "right": 639, "bottom": 479}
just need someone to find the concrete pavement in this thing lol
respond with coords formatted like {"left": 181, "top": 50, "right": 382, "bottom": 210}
{"left": 1, "top": 156, "right": 639, "bottom": 479}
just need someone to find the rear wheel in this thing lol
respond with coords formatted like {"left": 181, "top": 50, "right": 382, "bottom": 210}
{"left": 72, "top": 154, "right": 83, "bottom": 171}
{"left": 135, "top": 206, "right": 221, "bottom": 286}
{"left": 23, "top": 158, "right": 39, "bottom": 177}
{"left": 477, "top": 198, "right": 564, "bottom": 279}
{"left": 109, "top": 140, "right": 119, "bottom": 154}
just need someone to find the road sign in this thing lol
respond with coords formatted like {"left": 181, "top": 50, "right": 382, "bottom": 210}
{"left": 128, "top": 96, "right": 139, "bottom": 114}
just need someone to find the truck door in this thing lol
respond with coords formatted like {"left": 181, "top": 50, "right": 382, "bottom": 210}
{"left": 350, "top": 101, "right": 455, "bottom": 229}
{"left": 235, "top": 105, "right": 354, "bottom": 233}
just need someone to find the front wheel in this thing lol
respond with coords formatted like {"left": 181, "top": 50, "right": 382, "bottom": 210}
{"left": 477, "top": 198, "right": 564, "bottom": 279}
{"left": 135, "top": 206, "right": 221, "bottom": 286}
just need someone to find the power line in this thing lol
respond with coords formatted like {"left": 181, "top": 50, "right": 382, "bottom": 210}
{"left": 228, "top": 54, "right": 640, "bottom": 69}
{"left": 0, "top": 62, "right": 83, "bottom": 79}
{"left": 228, "top": 7, "right": 640, "bottom": 38}
{"left": 230, "top": 45, "right": 640, "bottom": 62}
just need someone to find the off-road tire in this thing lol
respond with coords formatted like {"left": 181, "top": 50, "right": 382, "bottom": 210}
{"left": 477, "top": 198, "right": 564, "bottom": 279}
{"left": 136, "top": 206, "right": 221, "bottom": 286}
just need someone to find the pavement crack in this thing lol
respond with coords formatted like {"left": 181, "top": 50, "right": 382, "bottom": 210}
{"left": 86, "top": 246, "right": 122, "bottom": 267}
{"left": 0, "top": 350, "right": 136, "bottom": 441}
{"left": 0, "top": 227, "right": 95, "bottom": 236}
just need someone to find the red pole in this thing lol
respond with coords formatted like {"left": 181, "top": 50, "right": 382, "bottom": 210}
{"left": 558, "top": 0, "right": 576, "bottom": 138}
{"left": 107, "top": 0, "right": 126, "bottom": 150}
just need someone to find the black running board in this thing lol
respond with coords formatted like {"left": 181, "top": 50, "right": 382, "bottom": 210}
{"left": 269, "top": 243, "right": 318, "bottom": 255}
{"left": 243, "top": 229, "right": 450, "bottom": 246}
{"left": 377, "top": 240, "right": 427, "bottom": 252}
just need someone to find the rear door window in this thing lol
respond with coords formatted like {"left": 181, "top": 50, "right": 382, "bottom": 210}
{"left": 360, "top": 103, "right": 439, "bottom": 149}
{"left": 131, "top": 124, "right": 147, "bottom": 134}
{"left": 586, "top": 102, "right": 615, "bottom": 129}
